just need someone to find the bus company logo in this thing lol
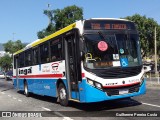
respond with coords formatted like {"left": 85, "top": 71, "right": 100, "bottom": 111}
{"left": 19, "top": 67, "right": 32, "bottom": 75}
{"left": 129, "top": 79, "right": 139, "bottom": 83}
{"left": 42, "top": 65, "right": 50, "bottom": 72}
{"left": 51, "top": 63, "right": 59, "bottom": 71}
{"left": 106, "top": 82, "right": 118, "bottom": 86}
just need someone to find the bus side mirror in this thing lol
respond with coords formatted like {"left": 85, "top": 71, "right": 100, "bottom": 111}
{"left": 143, "top": 65, "right": 151, "bottom": 73}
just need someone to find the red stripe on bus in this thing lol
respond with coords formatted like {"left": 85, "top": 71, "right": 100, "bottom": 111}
{"left": 103, "top": 82, "right": 140, "bottom": 88}
{"left": 13, "top": 73, "right": 85, "bottom": 78}
{"left": 13, "top": 74, "right": 63, "bottom": 78}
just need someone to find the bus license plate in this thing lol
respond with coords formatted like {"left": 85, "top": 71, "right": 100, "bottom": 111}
{"left": 119, "top": 89, "right": 128, "bottom": 95}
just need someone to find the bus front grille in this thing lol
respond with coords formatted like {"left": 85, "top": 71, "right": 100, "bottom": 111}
{"left": 99, "top": 66, "right": 142, "bottom": 79}
{"left": 103, "top": 83, "right": 140, "bottom": 96}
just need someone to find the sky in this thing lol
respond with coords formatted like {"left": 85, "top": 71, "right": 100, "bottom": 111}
{"left": 0, "top": 0, "right": 160, "bottom": 43}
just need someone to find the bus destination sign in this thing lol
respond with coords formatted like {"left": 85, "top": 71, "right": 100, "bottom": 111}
{"left": 94, "top": 61, "right": 113, "bottom": 68}
{"left": 84, "top": 20, "right": 136, "bottom": 30}
{"left": 91, "top": 23, "right": 127, "bottom": 30}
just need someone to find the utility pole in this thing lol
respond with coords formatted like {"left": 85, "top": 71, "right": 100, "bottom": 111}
{"left": 13, "top": 32, "right": 16, "bottom": 41}
{"left": 154, "top": 27, "right": 159, "bottom": 84}
{"left": 47, "top": 3, "right": 51, "bottom": 24}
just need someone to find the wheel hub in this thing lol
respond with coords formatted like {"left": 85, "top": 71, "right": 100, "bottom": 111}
{"left": 25, "top": 85, "right": 27, "bottom": 94}
{"left": 60, "top": 88, "right": 66, "bottom": 100}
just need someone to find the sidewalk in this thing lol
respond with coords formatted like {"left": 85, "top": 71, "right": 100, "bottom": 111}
{"left": 145, "top": 77, "right": 160, "bottom": 89}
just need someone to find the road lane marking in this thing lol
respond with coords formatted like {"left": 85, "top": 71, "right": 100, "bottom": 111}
{"left": 42, "top": 107, "right": 73, "bottom": 120}
{"left": 1, "top": 92, "right": 22, "bottom": 102}
{"left": 13, "top": 97, "right": 17, "bottom": 100}
{"left": 18, "top": 99, "right": 22, "bottom": 102}
{"left": 63, "top": 117, "right": 74, "bottom": 120}
{"left": 42, "top": 107, "right": 51, "bottom": 111}
{"left": 1, "top": 92, "right": 5, "bottom": 94}
{"left": 142, "top": 102, "right": 160, "bottom": 108}
{"left": 8, "top": 95, "right": 11, "bottom": 97}
{"left": 54, "top": 112, "right": 73, "bottom": 120}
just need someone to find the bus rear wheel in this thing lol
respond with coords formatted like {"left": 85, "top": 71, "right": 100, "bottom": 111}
{"left": 24, "top": 81, "right": 30, "bottom": 97}
{"left": 58, "top": 83, "right": 69, "bottom": 106}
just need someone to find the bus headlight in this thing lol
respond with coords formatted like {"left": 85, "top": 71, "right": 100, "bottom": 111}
{"left": 87, "top": 78, "right": 94, "bottom": 86}
{"left": 94, "top": 82, "right": 102, "bottom": 89}
{"left": 87, "top": 78, "right": 102, "bottom": 90}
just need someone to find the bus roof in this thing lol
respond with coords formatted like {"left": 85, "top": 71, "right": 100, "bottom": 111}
{"left": 89, "top": 18, "right": 130, "bottom": 21}
{"left": 13, "top": 18, "right": 131, "bottom": 55}
{"left": 14, "top": 22, "right": 76, "bottom": 55}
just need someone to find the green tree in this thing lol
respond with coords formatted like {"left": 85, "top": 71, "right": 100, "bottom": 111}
{"left": 0, "top": 54, "right": 12, "bottom": 71}
{"left": 53, "top": 5, "right": 83, "bottom": 30}
{"left": 43, "top": 9, "right": 54, "bottom": 24}
{"left": 3, "top": 40, "right": 25, "bottom": 55}
{"left": 37, "top": 23, "right": 55, "bottom": 39}
{"left": 1, "top": 40, "right": 25, "bottom": 71}
{"left": 37, "top": 9, "right": 56, "bottom": 39}
{"left": 37, "top": 5, "right": 83, "bottom": 39}
{"left": 124, "top": 14, "right": 160, "bottom": 58}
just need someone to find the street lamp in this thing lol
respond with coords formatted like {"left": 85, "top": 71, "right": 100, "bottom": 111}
{"left": 154, "top": 27, "right": 159, "bottom": 84}
{"left": 12, "top": 32, "right": 16, "bottom": 41}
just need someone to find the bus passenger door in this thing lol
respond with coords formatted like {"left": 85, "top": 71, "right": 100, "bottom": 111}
{"left": 64, "top": 29, "right": 82, "bottom": 101}
{"left": 14, "top": 56, "right": 19, "bottom": 90}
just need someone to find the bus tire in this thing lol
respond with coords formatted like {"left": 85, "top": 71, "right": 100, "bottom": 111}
{"left": 24, "top": 81, "right": 30, "bottom": 97}
{"left": 58, "top": 83, "right": 69, "bottom": 106}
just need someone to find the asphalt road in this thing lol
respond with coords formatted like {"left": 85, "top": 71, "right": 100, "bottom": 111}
{"left": 0, "top": 78, "right": 160, "bottom": 120}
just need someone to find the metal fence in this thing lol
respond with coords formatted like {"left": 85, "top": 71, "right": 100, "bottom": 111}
{"left": 145, "top": 71, "right": 160, "bottom": 85}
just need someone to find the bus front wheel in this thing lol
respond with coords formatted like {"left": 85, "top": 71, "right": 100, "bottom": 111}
{"left": 58, "top": 83, "right": 69, "bottom": 106}
{"left": 24, "top": 81, "right": 30, "bottom": 97}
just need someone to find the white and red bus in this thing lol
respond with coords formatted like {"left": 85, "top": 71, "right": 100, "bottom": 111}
{"left": 13, "top": 18, "right": 146, "bottom": 106}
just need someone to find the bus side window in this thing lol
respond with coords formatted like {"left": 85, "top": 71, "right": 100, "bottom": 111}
{"left": 14, "top": 55, "right": 18, "bottom": 69}
{"left": 18, "top": 52, "right": 25, "bottom": 68}
{"left": 25, "top": 50, "right": 32, "bottom": 67}
{"left": 50, "top": 38, "right": 62, "bottom": 62}
{"left": 32, "top": 47, "right": 39, "bottom": 65}
{"left": 40, "top": 42, "right": 49, "bottom": 64}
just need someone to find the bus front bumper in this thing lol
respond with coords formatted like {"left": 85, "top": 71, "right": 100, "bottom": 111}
{"left": 79, "top": 80, "right": 146, "bottom": 103}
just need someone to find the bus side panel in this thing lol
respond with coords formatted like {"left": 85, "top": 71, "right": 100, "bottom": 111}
{"left": 36, "top": 78, "right": 67, "bottom": 97}
{"left": 13, "top": 78, "right": 33, "bottom": 91}
{"left": 30, "top": 79, "right": 43, "bottom": 95}
{"left": 40, "top": 79, "right": 57, "bottom": 97}
{"left": 24, "top": 79, "right": 57, "bottom": 97}
{"left": 13, "top": 77, "right": 68, "bottom": 98}
{"left": 28, "top": 78, "right": 68, "bottom": 97}
{"left": 78, "top": 79, "right": 87, "bottom": 102}
{"left": 19, "top": 79, "right": 24, "bottom": 90}
{"left": 13, "top": 78, "right": 24, "bottom": 90}
{"left": 13, "top": 78, "right": 17, "bottom": 88}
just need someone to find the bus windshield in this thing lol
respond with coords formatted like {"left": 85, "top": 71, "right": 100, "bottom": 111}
{"left": 83, "top": 33, "right": 142, "bottom": 69}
